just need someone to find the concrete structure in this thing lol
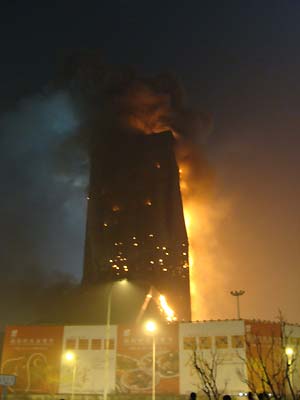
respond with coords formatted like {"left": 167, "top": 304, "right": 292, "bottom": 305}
{"left": 2, "top": 319, "right": 299, "bottom": 398}
{"left": 83, "top": 130, "right": 191, "bottom": 321}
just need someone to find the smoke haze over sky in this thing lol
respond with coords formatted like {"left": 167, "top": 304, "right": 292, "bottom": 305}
{"left": 0, "top": 1, "right": 300, "bottom": 323}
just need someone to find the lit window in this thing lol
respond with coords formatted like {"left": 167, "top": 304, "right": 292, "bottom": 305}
{"left": 150, "top": 261, "right": 154, "bottom": 264}
{"left": 109, "top": 259, "right": 113, "bottom": 263}
{"left": 183, "top": 252, "right": 187, "bottom": 256}
{"left": 163, "top": 268, "right": 168, "bottom": 272}
{"left": 112, "top": 205, "right": 120, "bottom": 212}
{"left": 162, "top": 246, "right": 166, "bottom": 250}
{"left": 145, "top": 199, "right": 152, "bottom": 206}
{"left": 155, "top": 162, "right": 161, "bottom": 169}
{"left": 133, "top": 236, "right": 136, "bottom": 240}
{"left": 86, "top": 196, "right": 90, "bottom": 200}
{"left": 156, "top": 246, "right": 160, "bottom": 249}
{"left": 114, "top": 242, "right": 118, "bottom": 246}
{"left": 103, "top": 223, "right": 108, "bottom": 227}
{"left": 149, "top": 234, "right": 154, "bottom": 238}
{"left": 133, "top": 243, "right": 139, "bottom": 247}
{"left": 165, "top": 252, "right": 169, "bottom": 256}
{"left": 159, "top": 259, "right": 163, "bottom": 263}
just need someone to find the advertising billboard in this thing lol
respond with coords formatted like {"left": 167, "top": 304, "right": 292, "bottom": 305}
{"left": 1, "top": 325, "right": 63, "bottom": 394}
{"left": 116, "top": 323, "right": 179, "bottom": 394}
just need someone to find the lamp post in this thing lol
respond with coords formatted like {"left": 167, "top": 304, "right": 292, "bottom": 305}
{"left": 104, "top": 279, "right": 128, "bottom": 400}
{"left": 145, "top": 320, "right": 157, "bottom": 400}
{"left": 64, "top": 351, "right": 77, "bottom": 400}
{"left": 285, "top": 347, "right": 295, "bottom": 396}
{"left": 230, "top": 290, "right": 245, "bottom": 319}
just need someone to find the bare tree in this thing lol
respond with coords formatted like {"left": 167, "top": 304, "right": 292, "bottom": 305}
{"left": 192, "top": 349, "right": 227, "bottom": 400}
{"left": 237, "top": 315, "right": 298, "bottom": 400}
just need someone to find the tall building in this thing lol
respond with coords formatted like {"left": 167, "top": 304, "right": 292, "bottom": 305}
{"left": 83, "top": 129, "right": 191, "bottom": 320}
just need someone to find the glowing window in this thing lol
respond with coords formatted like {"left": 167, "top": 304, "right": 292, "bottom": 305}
{"left": 183, "top": 336, "right": 196, "bottom": 350}
{"left": 91, "top": 339, "right": 102, "bottom": 350}
{"left": 112, "top": 205, "right": 120, "bottom": 212}
{"left": 66, "top": 338, "right": 76, "bottom": 350}
{"left": 215, "top": 336, "right": 228, "bottom": 349}
{"left": 198, "top": 337, "right": 212, "bottom": 349}
{"left": 232, "top": 336, "right": 244, "bottom": 348}
{"left": 78, "top": 339, "right": 89, "bottom": 350}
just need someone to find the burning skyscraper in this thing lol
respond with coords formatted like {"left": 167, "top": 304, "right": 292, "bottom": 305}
{"left": 62, "top": 54, "right": 211, "bottom": 321}
{"left": 83, "top": 127, "right": 191, "bottom": 320}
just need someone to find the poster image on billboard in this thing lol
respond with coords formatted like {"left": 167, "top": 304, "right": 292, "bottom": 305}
{"left": 0, "top": 325, "right": 64, "bottom": 394}
{"left": 116, "top": 324, "right": 179, "bottom": 394}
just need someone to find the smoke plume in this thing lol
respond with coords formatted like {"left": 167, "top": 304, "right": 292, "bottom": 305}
{"left": 62, "top": 51, "right": 218, "bottom": 320}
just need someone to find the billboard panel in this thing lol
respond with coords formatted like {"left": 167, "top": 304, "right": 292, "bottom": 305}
{"left": 116, "top": 323, "right": 179, "bottom": 394}
{"left": 1, "top": 325, "right": 63, "bottom": 394}
{"left": 59, "top": 325, "right": 117, "bottom": 394}
{"left": 179, "top": 321, "right": 247, "bottom": 395}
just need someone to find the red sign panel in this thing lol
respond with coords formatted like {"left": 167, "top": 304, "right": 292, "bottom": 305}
{"left": 116, "top": 323, "right": 179, "bottom": 394}
{"left": 1, "top": 325, "right": 64, "bottom": 394}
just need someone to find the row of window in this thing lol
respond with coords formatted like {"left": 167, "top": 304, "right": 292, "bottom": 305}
{"left": 183, "top": 335, "right": 245, "bottom": 350}
{"left": 65, "top": 338, "right": 115, "bottom": 351}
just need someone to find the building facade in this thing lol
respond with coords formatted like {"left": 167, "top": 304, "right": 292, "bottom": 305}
{"left": 83, "top": 130, "right": 191, "bottom": 320}
{"left": 2, "top": 320, "right": 299, "bottom": 397}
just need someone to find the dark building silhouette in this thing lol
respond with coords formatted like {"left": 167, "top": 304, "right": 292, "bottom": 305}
{"left": 83, "top": 129, "right": 191, "bottom": 320}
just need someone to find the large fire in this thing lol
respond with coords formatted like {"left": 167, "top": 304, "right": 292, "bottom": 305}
{"left": 179, "top": 161, "right": 214, "bottom": 321}
{"left": 179, "top": 165, "right": 197, "bottom": 318}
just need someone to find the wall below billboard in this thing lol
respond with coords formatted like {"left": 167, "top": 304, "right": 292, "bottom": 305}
{"left": 59, "top": 325, "right": 117, "bottom": 395}
{"left": 179, "top": 321, "right": 248, "bottom": 395}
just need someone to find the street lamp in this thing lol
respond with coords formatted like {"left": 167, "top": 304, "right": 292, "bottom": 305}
{"left": 64, "top": 351, "right": 77, "bottom": 400}
{"left": 145, "top": 320, "right": 157, "bottom": 400}
{"left": 104, "top": 279, "right": 128, "bottom": 400}
{"left": 285, "top": 347, "right": 295, "bottom": 396}
{"left": 230, "top": 290, "right": 245, "bottom": 319}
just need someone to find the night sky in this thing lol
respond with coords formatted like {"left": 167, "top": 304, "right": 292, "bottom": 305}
{"left": 1, "top": 1, "right": 300, "bottom": 322}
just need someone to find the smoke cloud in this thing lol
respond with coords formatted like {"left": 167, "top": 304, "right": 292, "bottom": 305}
{"left": 0, "top": 90, "right": 89, "bottom": 331}
{"left": 63, "top": 52, "right": 219, "bottom": 320}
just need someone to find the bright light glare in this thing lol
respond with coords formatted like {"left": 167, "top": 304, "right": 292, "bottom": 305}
{"left": 285, "top": 347, "right": 294, "bottom": 356}
{"left": 64, "top": 351, "right": 75, "bottom": 361}
{"left": 145, "top": 320, "right": 157, "bottom": 333}
{"left": 159, "top": 295, "right": 177, "bottom": 321}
